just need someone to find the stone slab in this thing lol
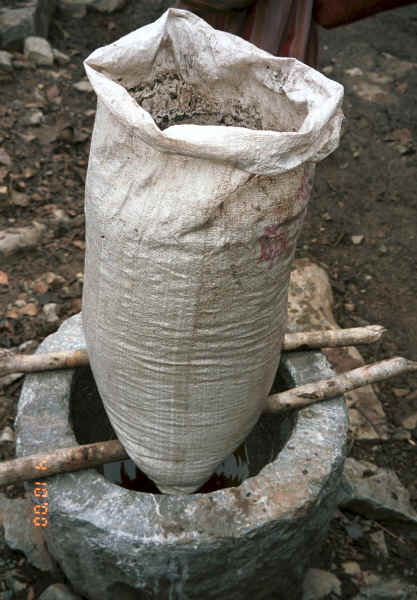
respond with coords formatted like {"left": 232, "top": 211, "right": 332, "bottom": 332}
{"left": 2, "top": 495, "right": 58, "bottom": 573}
{"left": 339, "top": 457, "right": 417, "bottom": 524}
{"left": 24, "top": 35, "right": 53, "bottom": 66}
{"left": 14, "top": 313, "right": 348, "bottom": 600}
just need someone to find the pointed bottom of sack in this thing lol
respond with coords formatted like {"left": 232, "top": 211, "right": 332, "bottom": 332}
{"left": 156, "top": 482, "right": 202, "bottom": 495}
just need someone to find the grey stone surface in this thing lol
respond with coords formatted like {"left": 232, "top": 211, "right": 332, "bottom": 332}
{"left": 24, "top": 35, "right": 53, "bottom": 66}
{"left": 0, "top": 426, "right": 14, "bottom": 443}
{"left": 72, "top": 79, "right": 93, "bottom": 92}
{"left": 15, "top": 314, "right": 348, "bottom": 600}
{"left": 43, "top": 303, "right": 59, "bottom": 323}
{"left": 0, "top": 221, "right": 46, "bottom": 256}
{"left": 23, "top": 108, "right": 45, "bottom": 126}
{"left": 39, "top": 583, "right": 83, "bottom": 600}
{"left": 0, "top": 50, "right": 13, "bottom": 74}
{"left": 2, "top": 495, "right": 58, "bottom": 572}
{"left": 0, "top": 1, "right": 56, "bottom": 51}
{"left": 352, "top": 579, "right": 417, "bottom": 600}
{"left": 0, "top": 494, "right": 24, "bottom": 576}
{"left": 302, "top": 568, "right": 342, "bottom": 600}
{"left": 339, "top": 457, "right": 417, "bottom": 524}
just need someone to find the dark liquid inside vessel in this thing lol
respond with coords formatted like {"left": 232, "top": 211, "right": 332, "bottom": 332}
{"left": 96, "top": 441, "right": 249, "bottom": 494}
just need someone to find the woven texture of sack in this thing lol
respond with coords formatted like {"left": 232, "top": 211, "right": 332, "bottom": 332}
{"left": 82, "top": 8, "right": 343, "bottom": 493}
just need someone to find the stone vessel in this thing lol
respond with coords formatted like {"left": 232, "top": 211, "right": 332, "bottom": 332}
{"left": 15, "top": 314, "right": 348, "bottom": 600}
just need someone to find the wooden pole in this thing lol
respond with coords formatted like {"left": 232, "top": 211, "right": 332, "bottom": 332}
{"left": 265, "top": 356, "right": 417, "bottom": 412}
{"left": 1, "top": 356, "right": 415, "bottom": 487}
{"left": 0, "top": 325, "right": 385, "bottom": 377}
{"left": 282, "top": 324, "right": 385, "bottom": 351}
{"left": 0, "top": 441, "right": 128, "bottom": 486}
{"left": 0, "top": 348, "right": 89, "bottom": 377}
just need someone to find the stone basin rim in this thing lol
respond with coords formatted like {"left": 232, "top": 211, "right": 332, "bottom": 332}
{"left": 16, "top": 313, "right": 348, "bottom": 543}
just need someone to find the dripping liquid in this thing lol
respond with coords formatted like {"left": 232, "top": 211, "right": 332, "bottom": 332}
{"left": 96, "top": 441, "right": 250, "bottom": 494}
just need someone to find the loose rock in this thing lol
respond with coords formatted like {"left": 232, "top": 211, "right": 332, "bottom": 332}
{"left": 0, "top": 9, "right": 31, "bottom": 50}
{"left": 0, "top": 221, "right": 46, "bottom": 256}
{"left": 0, "top": 1, "right": 55, "bottom": 49}
{"left": 339, "top": 457, "right": 417, "bottom": 524}
{"left": 0, "top": 426, "right": 15, "bottom": 443}
{"left": 402, "top": 412, "right": 417, "bottom": 430}
{"left": 20, "top": 302, "right": 39, "bottom": 316}
{"left": 345, "top": 67, "right": 364, "bottom": 77}
{"left": 73, "top": 79, "right": 93, "bottom": 93}
{"left": 0, "top": 148, "right": 12, "bottom": 167}
{"left": 23, "top": 110, "right": 44, "bottom": 127}
{"left": 0, "top": 269, "right": 8, "bottom": 285}
{"left": 302, "top": 568, "right": 342, "bottom": 600}
{"left": 46, "top": 205, "right": 71, "bottom": 228}
{"left": 43, "top": 303, "right": 59, "bottom": 323}
{"left": 369, "top": 530, "right": 389, "bottom": 558}
{"left": 10, "top": 189, "right": 29, "bottom": 207}
{"left": 0, "top": 50, "right": 13, "bottom": 79}
{"left": 24, "top": 36, "right": 54, "bottom": 66}
{"left": 343, "top": 561, "right": 361, "bottom": 576}
{"left": 322, "top": 65, "right": 333, "bottom": 74}
{"left": 39, "top": 583, "right": 83, "bottom": 600}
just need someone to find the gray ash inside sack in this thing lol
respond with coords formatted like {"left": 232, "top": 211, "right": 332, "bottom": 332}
{"left": 129, "top": 72, "right": 265, "bottom": 130}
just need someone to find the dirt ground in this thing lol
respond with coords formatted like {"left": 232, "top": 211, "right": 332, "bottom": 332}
{"left": 0, "top": 1, "right": 416, "bottom": 598}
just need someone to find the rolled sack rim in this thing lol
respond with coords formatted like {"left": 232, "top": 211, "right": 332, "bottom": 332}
{"left": 83, "top": 8, "right": 344, "bottom": 176}
{"left": 17, "top": 314, "right": 348, "bottom": 545}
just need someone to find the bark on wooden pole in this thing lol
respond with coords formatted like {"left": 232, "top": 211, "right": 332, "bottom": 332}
{"left": 0, "top": 325, "right": 385, "bottom": 377}
{"left": 0, "top": 441, "right": 129, "bottom": 487}
{"left": 265, "top": 356, "right": 417, "bottom": 412}
{"left": 282, "top": 325, "right": 385, "bottom": 351}
{"left": 0, "top": 348, "right": 89, "bottom": 377}
{"left": 1, "top": 356, "right": 416, "bottom": 487}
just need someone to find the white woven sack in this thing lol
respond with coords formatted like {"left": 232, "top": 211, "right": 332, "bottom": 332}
{"left": 82, "top": 8, "right": 343, "bottom": 494}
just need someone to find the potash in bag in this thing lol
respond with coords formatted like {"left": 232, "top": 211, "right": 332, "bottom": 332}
{"left": 82, "top": 8, "right": 344, "bottom": 494}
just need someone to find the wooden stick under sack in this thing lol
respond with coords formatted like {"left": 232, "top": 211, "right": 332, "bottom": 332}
{"left": 1, "top": 356, "right": 415, "bottom": 487}
{"left": 0, "top": 325, "right": 385, "bottom": 377}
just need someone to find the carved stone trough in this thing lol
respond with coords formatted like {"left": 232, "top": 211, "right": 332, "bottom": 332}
{"left": 15, "top": 313, "right": 348, "bottom": 600}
